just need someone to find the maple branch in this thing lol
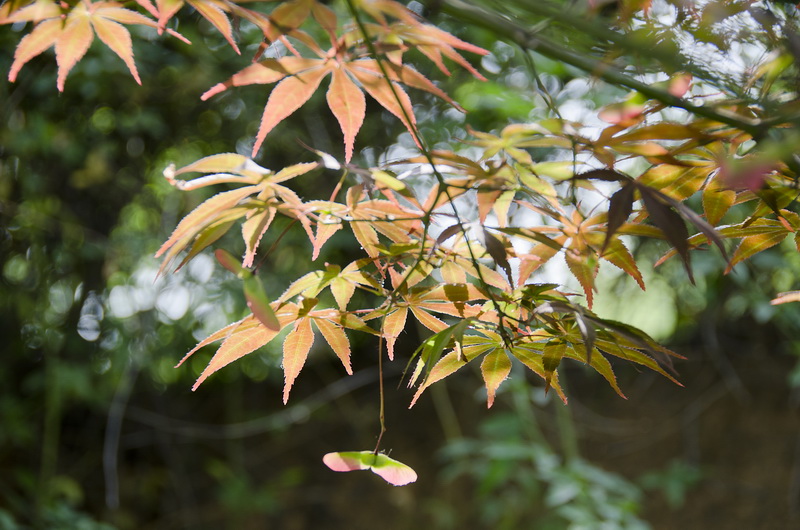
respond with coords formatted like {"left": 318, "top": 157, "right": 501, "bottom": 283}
{"left": 434, "top": 0, "right": 765, "bottom": 138}
{"left": 344, "top": 0, "right": 516, "bottom": 342}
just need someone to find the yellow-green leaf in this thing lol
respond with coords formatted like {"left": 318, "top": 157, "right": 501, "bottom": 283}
{"left": 726, "top": 230, "right": 788, "bottom": 273}
{"left": 542, "top": 340, "right": 566, "bottom": 394}
{"left": 703, "top": 178, "right": 736, "bottom": 225}
{"left": 480, "top": 349, "right": 511, "bottom": 408}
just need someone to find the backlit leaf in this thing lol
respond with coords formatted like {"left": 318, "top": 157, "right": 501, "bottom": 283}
{"left": 253, "top": 66, "right": 331, "bottom": 157}
{"left": 283, "top": 318, "right": 315, "bottom": 403}
{"left": 771, "top": 291, "right": 800, "bottom": 305}
{"left": 480, "top": 349, "right": 511, "bottom": 408}
{"left": 477, "top": 188, "right": 502, "bottom": 224}
{"left": 5, "top": 0, "right": 61, "bottom": 23}
{"left": 330, "top": 277, "right": 356, "bottom": 310}
{"left": 409, "top": 306, "right": 447, "bottom": 333}
{"left": 510, "top": 345, "right": 567, "bottom": 403}
{"left": 348, "top": 66, "right": 419, "bottom": 147}
{"left": 9, "top": 18, "right": 62, "bottom": 82}
{"left": 155, "top": 186, "right": 260, "bottom": 262}
{"left": 542, "top": 340, "right": 566, "bottom": 394}
{"left": 91, "top": 16, "right": 141, "bottom": 84}
{"left": 193, "top": 320, "right": 282, "bottom": 390}
{"left": 350, "top": 218, "right": 380, "bottom": 258}
{"left": 313, "top": 317, "right": 352, "bottom": 375}
{"left": 594, "top": 337, "right": 681, "bottom": 386}
{"left": 56, "top": 8, "right": 94, "bottom": 91}
{"left": 381, "top": 307, "right": 406, "bottom": 361}
{"left": 188, "top": 0, "right": 239, "bottom": 54}
{"left": 326, "top": 68, "right": 366, "bottom": 163}
{"left": 175, "top": 153, "right": 264, "bottom": 176}
{"left": 565, "top": 251, "right": 597, "bottom": 308}
{"left": 703, "top": 177, "right": 736, "bottom": 225}
{"left": 482, "top": 229, "right": 512, "bottom": 283}
{"left": 726, "top": 231, "right": 788, "bottom": 273}
{"left": 639, "top": 186, "right": 693, "bottom": 281}
{"left": 176, "top": 315, "right": 257, "bottom": 367}
{"left": 600, "top": 238, "right": 644, "bottom": 290}
{"left": 175, "top": 218, "right": 236, "bottom": 271}
{"left": 201, "top": 58, "right": 322, "bottom": 101}
{"left": 638, "top": 165, "right": 706, "bottom": 201}
{"left": 241, "top": 207, "right": 276, "bottom": 268}
{"left": 215, "top": 248, "right": 246, "bottom": 277}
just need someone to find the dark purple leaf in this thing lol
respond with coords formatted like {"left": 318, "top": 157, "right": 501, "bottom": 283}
{"left": 638, "top": 186, "right": 694, "bottom": 283}
{"left": 483, "top": 229, "right": 513, "bottom": 284}
{"left": 602, "top": 182, "right": 635, "bottom": 254}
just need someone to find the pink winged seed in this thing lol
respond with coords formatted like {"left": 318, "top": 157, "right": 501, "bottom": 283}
{"left": 322, "top": 452, "right": 369, "bottom": 472}
{"left": 370, "top": 457, "right": 418, "bottom": 486}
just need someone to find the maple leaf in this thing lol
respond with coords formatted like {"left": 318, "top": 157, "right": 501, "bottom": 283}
{"left": 134, "top": 0, "right": 241, "bottom": 53}
{"left": 202, "top": 49, "right": 466, "bottom": 161}
{"left": 7, "top": 0, "right": 187, "bottom": 91}
{"left": 156, "top": 154, "right": 319, "bottom": 273}
{"left": 282, "top": 316, "right": 314, "bottom": 403}
{"left": 346, "top": 0, "right": 489, "bottom": 79}
{"left": 178, "top": 304, "right": 298, "bottom": 390}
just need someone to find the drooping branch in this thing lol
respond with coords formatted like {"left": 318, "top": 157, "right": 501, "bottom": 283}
{"left": 432, "top": 0, "right": 765, "bottom": 138}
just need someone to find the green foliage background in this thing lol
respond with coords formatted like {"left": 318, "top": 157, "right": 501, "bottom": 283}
{"left": 2, "top": 1, "right": 800, "bottom": 528}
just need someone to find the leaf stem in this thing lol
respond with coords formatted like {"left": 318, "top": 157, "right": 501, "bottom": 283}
{"left": 374, "top": 335, "right": 387, "bottom": 454}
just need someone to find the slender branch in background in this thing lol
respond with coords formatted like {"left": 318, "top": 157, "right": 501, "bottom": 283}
{"left": 103, "top": 357, "right": 140, "bottom": 510}
{"left": 123, "top": 366, "right": 396, "bottom": 440}
{"left": 37, "top": 346, "right": 61, "bottom": 521}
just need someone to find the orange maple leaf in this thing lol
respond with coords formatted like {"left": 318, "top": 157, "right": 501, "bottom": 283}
{"left": 6, "top": 0, "right": 187, "bottom": 91}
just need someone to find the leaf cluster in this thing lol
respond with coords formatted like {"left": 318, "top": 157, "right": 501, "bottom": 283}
{"left": 6, "top": 0, "right": 800, "bottom": 485}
